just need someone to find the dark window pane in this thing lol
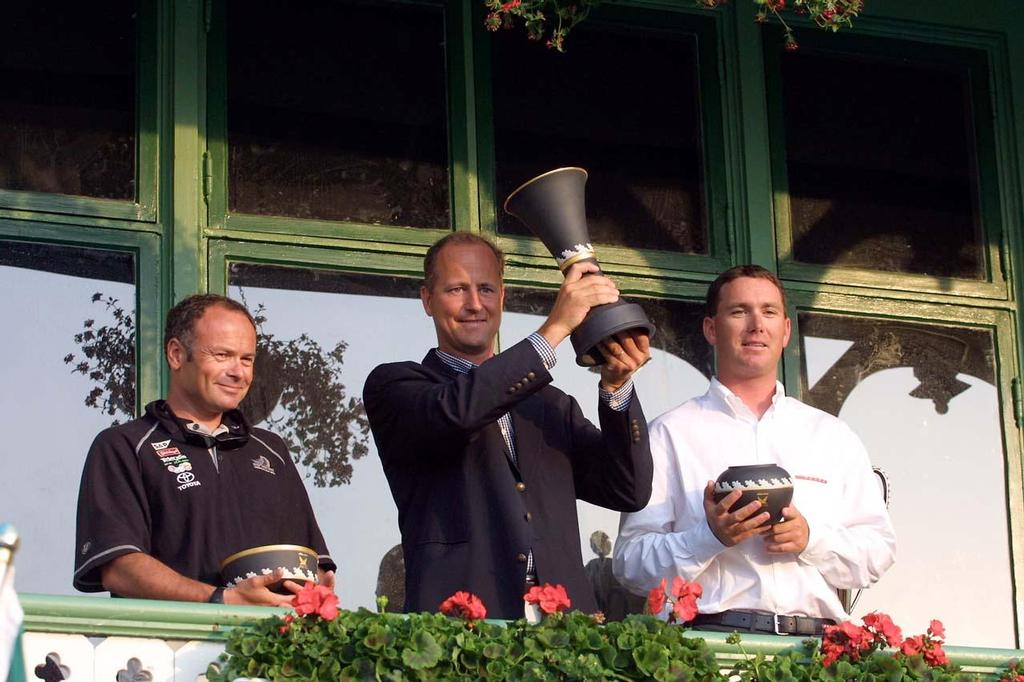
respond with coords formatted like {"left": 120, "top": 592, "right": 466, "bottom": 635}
{"left": 492, "top": 23, "right": 707, "bottom": 254}
{"left": 227, "top": 0, "right": 450, "bottom": 228}
{"left": 1, "top": 240, "right": 136, "bottom": 595}
{"left": 797, "top": 312, "right": 1008, "bottom": 647}
{"left": 0, "top": 3, "right": 136, "bottom": 200}
{"left": 779, "top": 45, "right": 985, "bottom": 279}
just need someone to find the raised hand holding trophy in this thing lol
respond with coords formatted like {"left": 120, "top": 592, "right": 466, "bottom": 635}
{"left": 504, "top": 167, "right": 655, "bottom": 366}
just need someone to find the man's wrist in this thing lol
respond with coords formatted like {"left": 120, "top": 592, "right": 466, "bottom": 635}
{"left": 207, "top": 586, "right": 226, "bottom": 604}
{"left": 537, "top": 321, "right": 569, "bottom": 349}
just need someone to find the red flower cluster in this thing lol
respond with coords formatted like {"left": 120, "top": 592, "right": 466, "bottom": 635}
{"left": 439, "top": 591, "right": 487, "bottom": 622}
{"left": 646, "top": 577, "right": 703, "bottom": 624}
{"left": 822, "top": 613, "right": 949, "bottom": 669}
{"left": 898, "top": 620, "right": 948, "bottom": 667}
{"left": 523, "top": 583, "right": 571, "bottom": 615}
{"left": 821, "top": 612, "right": 902, "bottom": 666}
{"left": 291, "top": 582, "right": 340, "bottom": 621}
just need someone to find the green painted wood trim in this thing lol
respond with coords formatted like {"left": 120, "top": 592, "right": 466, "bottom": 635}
{"left": 0, "top": 209, "right": 162, "bottom": 234}
{"left": 170, "top": 0, "right": 207, "bottom": 300}
{"left": 0, "top": 192, "right": 150, "bottom": 223}
{"left": 728, "top": 3, "right": 777, "bottom": 268}
{"left": 496, "top": 235, "right": 730, "bottom": 276}
{"left": 220, "top": 214, "right": 450, "bottom": 246}
{"left": 135, "top": 0, "right": 161, "bottom": 222}
{"left": 0, "top": 219, "right": 164, "bottom": 409}
{"left": 204, "top": 0, "right": 228, "bottom": 232}
{"left": 17, "top": 594, "right": 1024, "bottom": 676}
{"left": 448, "top": 0, "right": 479, "bottom": 234}
{"left": 992, "top": 311, "right": 1024, "bottom": 647}
{"left": 19, "top": 593, "right": 284, "bottom": 641}
{"left": 207, "top": 239, "right": 429, "bottom": 295}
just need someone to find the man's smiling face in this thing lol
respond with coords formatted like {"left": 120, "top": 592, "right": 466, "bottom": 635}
{"left": 420, "top": 242, "right": 505, "bottom": 365}
{"left": 703, "top": 276, "right": 791, "bottom": 384}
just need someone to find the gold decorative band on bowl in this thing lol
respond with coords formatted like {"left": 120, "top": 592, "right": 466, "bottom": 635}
{"left": 503, "top": 166, "right": 589, "bottom": 214}
{"left": 220, "top": 544, "right": 318, "bottom": 569}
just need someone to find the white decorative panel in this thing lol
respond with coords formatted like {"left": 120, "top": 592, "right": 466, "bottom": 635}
{"left": 171, "top": 640, "right": 224, "bottom": 682}
{"left": 94, "top": 637, "right": 174, "bottom": 682}
{"left": 21, "top": 632, "right": 94, "bottom": 681}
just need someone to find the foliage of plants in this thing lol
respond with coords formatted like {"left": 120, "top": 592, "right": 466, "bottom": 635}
{"left": 207, "top": 578, "right": 1019, "bottom": 682}
{"left": 485, "top": 0, "right": 863, "bottom": 52}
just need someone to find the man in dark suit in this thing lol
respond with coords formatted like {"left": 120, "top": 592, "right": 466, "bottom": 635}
{"left": 363, "top": 233, "right": 653, "bottom": 619}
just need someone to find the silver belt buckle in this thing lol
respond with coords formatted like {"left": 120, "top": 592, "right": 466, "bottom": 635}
{"left": 773, "top": 614, "right": 784, "bottom": 635}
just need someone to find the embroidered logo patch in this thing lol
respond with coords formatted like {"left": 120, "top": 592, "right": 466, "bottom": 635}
{"left": 150, "top": 439, "right": 171, "bottom": 450}
{"left": 155, "top": 446, "right": 181, "bottom": 457}
{"left": 252, "top": 455, "right": 275, "bottom": 475}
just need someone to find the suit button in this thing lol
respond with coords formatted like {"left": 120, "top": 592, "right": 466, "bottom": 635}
{"left": 525, "top": 512, "right": 532, "bottom": 521}
{"left": 516, "top": 482, "right": 526, "bottom": 492}
{"left": 515, "top": 381, "right": 524, "bottom": 389}
{"left": 516, "top": 553, "right": 528, "bottom": 563}
{"left": 507, "top": 386, "right": 517, "bottom": 394}
{"left": 527, "top": 372, "right": 536, "bottom": 380}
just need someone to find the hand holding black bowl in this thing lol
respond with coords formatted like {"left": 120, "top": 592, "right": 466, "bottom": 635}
{"left": 712, "top": 464, "right": 794, "bottom": 526}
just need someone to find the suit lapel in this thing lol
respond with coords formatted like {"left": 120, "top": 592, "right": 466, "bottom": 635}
{"left": 422, "top": 349, "right": 522, "bottom": 477}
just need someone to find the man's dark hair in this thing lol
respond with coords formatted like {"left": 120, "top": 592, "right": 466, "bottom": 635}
{"left": 705, "top": 265, "right": 788, "bottom": 318}
{"left": 164, "top": 294, "right": 256, "bottom": 357}
{"left": 423, "top": 233, "right": 505, "bottom": 291}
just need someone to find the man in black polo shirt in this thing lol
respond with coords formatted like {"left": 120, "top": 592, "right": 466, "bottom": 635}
{"left": 73, "top": 294, "right": 335, "bottom": 606}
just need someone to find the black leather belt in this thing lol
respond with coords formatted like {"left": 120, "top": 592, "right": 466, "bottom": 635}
{"left": 691, "top": 610, "right": 835, "bottom": 636}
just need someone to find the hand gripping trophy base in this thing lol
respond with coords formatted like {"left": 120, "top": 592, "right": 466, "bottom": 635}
{"left": 572, "top": 300, "right": 655, "bottom": 367}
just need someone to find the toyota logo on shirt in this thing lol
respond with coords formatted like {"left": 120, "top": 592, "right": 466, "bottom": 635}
{"left": 176, "top": 472, "right": 196, "bottom": 484}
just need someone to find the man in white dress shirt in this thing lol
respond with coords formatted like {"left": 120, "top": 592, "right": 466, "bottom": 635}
{"left": 613, "top": 265, "right": 895, "bottom": 635}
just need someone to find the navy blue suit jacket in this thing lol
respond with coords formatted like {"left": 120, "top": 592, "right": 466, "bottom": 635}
{"left": 363, "top": 339, "right": 652, "bottom": 619}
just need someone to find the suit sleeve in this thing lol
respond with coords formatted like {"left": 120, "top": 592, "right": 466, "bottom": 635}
{"left": 567, "top": 387, "right": 653, "bottom": 513}
{"left": 363, "top": 340, "right": 553, "bottom": 464}
{"left": 73, "top": 430, "right": 152, "bottom": 592}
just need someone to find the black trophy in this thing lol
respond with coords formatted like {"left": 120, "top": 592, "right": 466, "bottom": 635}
{"left": 504, "top": 167, "right": 655, "bottom": 366}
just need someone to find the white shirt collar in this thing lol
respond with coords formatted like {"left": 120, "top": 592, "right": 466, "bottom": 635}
{"left": 708, "top": 376, "right": 786, "bottom": 422}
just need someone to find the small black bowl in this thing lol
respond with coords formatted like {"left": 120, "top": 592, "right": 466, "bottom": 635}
{"left": 713, "top": 464, "right": 793, "bottom": 525}
{"left": 220, "top": 544, "right": 319, "bottom": 594}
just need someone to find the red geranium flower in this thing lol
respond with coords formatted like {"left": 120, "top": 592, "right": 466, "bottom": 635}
{"left": 646, "top": 579, "right": 667, "bottom": 616}
{"left": 668, "top": 577, "right": 702, "bottom": 623}
{"left": 928, "top": 620, "right": 945, "bottom": 639}
{"left": 439, "top": 591, "right": 487, "bottom": 621}
{"left": 863, "top": 611, "right": 903, "bottom": 647}
{"left": 291, "top": 582, "right": 339, "bottom": 621}
{"left": 523, "top": 583, "right": 571, "bottom": 614}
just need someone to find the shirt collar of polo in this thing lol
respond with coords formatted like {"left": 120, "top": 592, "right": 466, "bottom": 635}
{"left": 708, "top": 377, "right": 786, "bottom": 422}
{"left": 145, "top": 400, "right": 251, "bottom": 449}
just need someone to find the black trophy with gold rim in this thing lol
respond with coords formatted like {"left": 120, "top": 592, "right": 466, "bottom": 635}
{"left": 504, "top": 167, "right": 655, "bottom": 366}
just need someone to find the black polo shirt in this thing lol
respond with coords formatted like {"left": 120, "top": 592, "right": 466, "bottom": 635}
{"left": 73, "top": 400, "right": 335, "bottom": 593}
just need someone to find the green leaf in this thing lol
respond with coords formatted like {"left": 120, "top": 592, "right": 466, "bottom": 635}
{"left": 363, "top": 624, "right": 394, "bottom": 650}
{"left": 633, "top": 643, "right": 670, "bottom": 676}
{"left": 402, "top": 629, "right": 443, "bottom": 670}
